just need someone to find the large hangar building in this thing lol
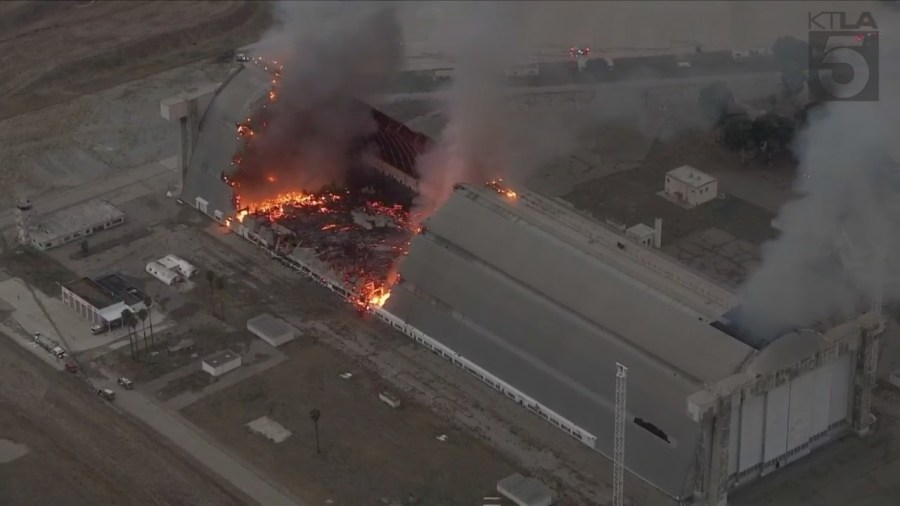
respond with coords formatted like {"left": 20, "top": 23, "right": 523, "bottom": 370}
{"left": 164, "top": 64, "right": 883, "bottom": 506}
{"left": 376, "top": 184, "right": 882, "bottom": 505}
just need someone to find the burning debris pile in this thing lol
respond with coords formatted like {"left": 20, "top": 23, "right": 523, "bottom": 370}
{"left": 230, "top": 187, "right": 413, "bottom": 310}
{"left": 223, "top": 57, "right": 416, "bottom": 310}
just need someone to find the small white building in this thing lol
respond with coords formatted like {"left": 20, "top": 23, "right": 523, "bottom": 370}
{"left": 146, "top": 260, "right": 181, "bottom": 285}
{"left": 246, "top": 313, "right": 297, "bottom": 347}
{"left": 625, "top": 218, "right": 663, "bottom": 248}
{"left": 664, "top": 165, "right": 718, "bottom": 208}
{"left": 201, "top": 350, "right": 242, "bottom": 377}
{"left": 626, "top": 223, "right": 655, "bottom": 247}
{"left": 157, "top": 254, "right": 198, "bottom": 278}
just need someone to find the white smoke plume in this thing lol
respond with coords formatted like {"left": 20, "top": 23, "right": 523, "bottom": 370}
{"left": 237, "top": 1, "right": 405, "bottom": 202}
{"left": 410, "top": 2, "right": 527, "bottom": 220}
{"left": 409, "top": 3, "right": 711, "bottom": 220}
{"left": 735, "top": 99, "right": 900, "bottom": 343}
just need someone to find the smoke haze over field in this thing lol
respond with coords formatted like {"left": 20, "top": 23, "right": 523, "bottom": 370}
{"left": 736, "top": 102, "right": 900, "bottom": 343}
{"left": 237, "top": 1, "right": 404, "bottom": 203}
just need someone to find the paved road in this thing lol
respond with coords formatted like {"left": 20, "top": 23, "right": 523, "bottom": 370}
{"left": 93, "top": 369, "right": 305, "bottom": 506}
{"left": 377, "top": 70, "right": 780, "bottom": 102}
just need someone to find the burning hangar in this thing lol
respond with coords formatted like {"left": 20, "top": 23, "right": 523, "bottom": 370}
{"left": 162, "top": 62, "right": 883, "bottom": 505}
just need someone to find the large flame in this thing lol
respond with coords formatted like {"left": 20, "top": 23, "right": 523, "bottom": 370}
{"left": 224, "top": 56, "right": 519, "bottom": 315}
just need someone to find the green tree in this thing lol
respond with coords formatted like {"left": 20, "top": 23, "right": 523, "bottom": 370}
{"left": 309, "top": 408, "right": 321, "bottom": 454}
{"left": 719, "top": 114, "right": 755, "bottom": 153}
{"left": 137, "top": 307, "right": 149, "bottom": 352}
{"left": 781, "top": 68, "right": 806, "bottom": 98}
{"left": 772, "top": 36, "right": 808, "bottom": 72}
{"left": 751, "top": 113, "right": 796, "bottom": 162}
{"left": 143, "top": 296, "right": 155, "bottom": 347}
{"left": 772, "top": 36, "right": 808, "bottom": 97}
{"left": 698, "top": 81, "right": 735, "bottom": 123}
{"left": 121, "top": 308, "right": 138, "bottom": 359}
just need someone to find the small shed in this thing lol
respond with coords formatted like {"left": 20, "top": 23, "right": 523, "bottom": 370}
{"left": 497, "top": 473, "right": 554, "bottom": 506}
{"left": 246, "top": 313, "right": 297, "bottom": 347}
{"left": 626, "top": 223, "right": 655, "bottom": 247}
{"left": 201, "top": 350, "right": 242, "bottom": 377}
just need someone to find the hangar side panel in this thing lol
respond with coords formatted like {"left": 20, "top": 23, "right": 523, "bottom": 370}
{"left": 401, "top": 235, "right": 698, "bottom": 420}
{"left": 390, "top": 236, "right": 701, "bottom": 499}
{"left": 728, "top": 394, "right": 741, "bottom": 475}
{"left": 828, "top": 354, "right": 853, "bottom": 425}
{"left": 738, "top": 393, "right": 764, "bottom": 473}
{"left": 786, "top": 370, "right": 816, "bottom": 452}
{"left": 384, "top": 284, "right": 700, "bottom": 499}
{"left": 810, "top": 362, "right": 833, "bottom": 436}
{"left": 763, "top": 383, "right": 790, "bottom": 464}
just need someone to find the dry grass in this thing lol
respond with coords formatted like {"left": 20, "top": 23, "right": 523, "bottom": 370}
{"left": 183, "top": 338, "right": 520, "bottom": 505}
{"left": 0, "top": 1, "right": 271, "bottom": 120}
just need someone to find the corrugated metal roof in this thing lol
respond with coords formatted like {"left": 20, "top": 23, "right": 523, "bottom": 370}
{"left": 384, "top": 186, "right": 760, "bottom": 499}
{"left": 423, "top": 188, "right": 752, "bottom": 383}
{"left": 182, "top": 66, "right": 271, "bottom": 216}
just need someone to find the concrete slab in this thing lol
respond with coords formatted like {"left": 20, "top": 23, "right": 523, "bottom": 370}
{"left": 247, "top": 416, "right": 292, "bottom": 444}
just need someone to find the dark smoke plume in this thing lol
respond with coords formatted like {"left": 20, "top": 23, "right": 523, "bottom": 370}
{"left": 238, "top": 1, "right": 405, "bottom": 203}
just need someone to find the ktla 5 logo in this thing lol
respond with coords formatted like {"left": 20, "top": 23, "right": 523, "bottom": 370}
{"left": 808, "top": 11, "right": 879, "bottom": 101}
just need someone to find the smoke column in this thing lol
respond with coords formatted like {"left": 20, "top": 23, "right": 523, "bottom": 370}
{"left": 238, "top": 1, "right": 405, "bottom": 203}
{"left": 410, "top": 3, "right": 526, "bottom": 220}
{"left": 735, "top": 98, "right": 900, "bottom": 343}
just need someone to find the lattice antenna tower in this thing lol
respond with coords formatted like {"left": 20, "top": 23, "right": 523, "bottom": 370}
{"left": 613, "top": 362, "right": 628, "bottom": 506}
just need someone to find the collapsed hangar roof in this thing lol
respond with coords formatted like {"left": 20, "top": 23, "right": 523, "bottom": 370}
{"left": 181, "top": 65, "right": 432, "bottom": 216}
{"left": 384, "top": 184, "right": 757, "bottom": 499}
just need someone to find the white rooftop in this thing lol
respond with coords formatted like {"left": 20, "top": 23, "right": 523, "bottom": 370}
{"left": 626, "top": 223, "right": 655, "bottom": 239}
{"left": 667, "top": 165, "right": 716, "bottom": 187}
{"left": 31, "top": 200, "right": 124, "bottom": 244}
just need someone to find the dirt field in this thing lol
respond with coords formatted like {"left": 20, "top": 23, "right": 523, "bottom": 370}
{"left": 0, "top": 1, "right": 270, "bottom": 121}
{"left": 0, "top": 329, "right": 247, "bottom": 506}
{"left": 184, "top": 339, "right": 518, "bottom": 505}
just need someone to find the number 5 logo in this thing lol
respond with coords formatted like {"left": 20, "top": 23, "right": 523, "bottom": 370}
{"left": 809, "top": 31, "right": 879, "bottom": 101}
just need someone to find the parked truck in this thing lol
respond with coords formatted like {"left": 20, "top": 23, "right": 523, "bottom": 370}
{"left": 33, "top": 332, "right": 66, "bottom": 359}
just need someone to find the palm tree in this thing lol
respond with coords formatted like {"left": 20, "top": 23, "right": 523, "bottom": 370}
{"left": 205, "top": 270, "right": 217, "bottom": 315}
{"left": 121, "top": 308, "right": 136, "bottom": 358}
{"left": 143, "top": 296, "right": 155, "bottom": 347}
{"left": 128, "top": 313, "right": 139, "bottom": 358}
{"left": 137, "top": 308, "right": 149, "bottom": 352}
{"left": 309, "top": 408, "right": 321, "bottom": 454}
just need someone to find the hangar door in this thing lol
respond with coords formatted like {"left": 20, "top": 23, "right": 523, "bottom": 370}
{"left": 731, "top": 354, "right": 853, "bottom": 478}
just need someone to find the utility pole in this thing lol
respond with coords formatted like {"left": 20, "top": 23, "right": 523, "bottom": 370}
{"left": 613, "top": 363, "right": 628, "bottom": 506}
